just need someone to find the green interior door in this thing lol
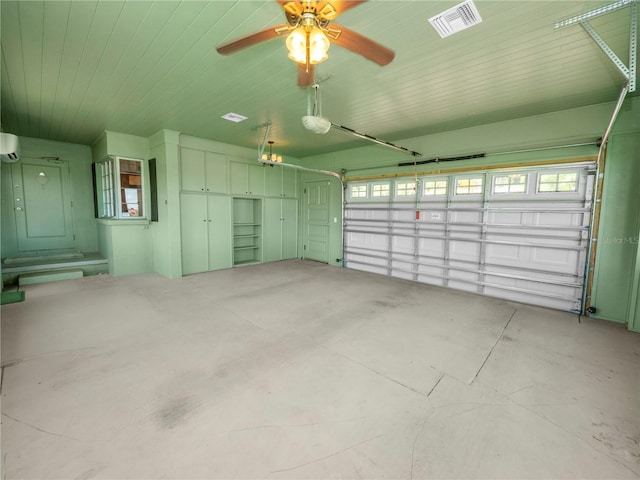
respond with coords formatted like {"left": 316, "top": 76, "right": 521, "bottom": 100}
{"left": 12, "top": 159, "right": 75, "bottom": 252}
{"left": 303, "top": 180, "right": 330, "bottom": 263}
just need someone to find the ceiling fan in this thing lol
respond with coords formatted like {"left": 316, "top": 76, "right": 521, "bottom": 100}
{"left": 215, "top": 0, "right": 395, "bottom": 87}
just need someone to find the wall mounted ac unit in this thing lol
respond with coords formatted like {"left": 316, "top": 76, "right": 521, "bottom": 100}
{"left": 0, "top": 133, "right": 20, "bottom": 163}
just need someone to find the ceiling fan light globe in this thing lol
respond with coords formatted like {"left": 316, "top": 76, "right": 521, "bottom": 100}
{"left": 286, "top": 26, "right": 330, "bottom": 65}
{"left": 286, "top": 28, "right": 307, "bottom": 63}
{"left": 308, "top": 28, "right": 330, "bottom": 63}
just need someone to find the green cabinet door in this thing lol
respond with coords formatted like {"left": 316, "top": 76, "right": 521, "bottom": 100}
{"left": 205, "top": 152, "right": 229, "bottom": 194}
{"left": 180, "top": 193, "right": 209, "bottom": 275}
{"left": 248, "top": 164, "right": 265, "bottom": 196}
{"left": 230, "top": 162, "right": 248, "bottom": 194}
{"left": 263, "top": 198, "right": 282, "bottom": 262}
{"left": 281, "top": 198, "right": 298, "bottom": 259}
{"left": 265, "top": 166, "right": 283, "bottom": 197}
{"left": 263, "top": 198, "right": 298, "bottom": 262}
{"left": 265, "top": 166, "right": 297, "bottom": 198}
{"left": 230, "top": 162, "right": 265, "bottom": 195}
{"left": 207, "top": 195, "right": 232, "bottom": 270}
{"left": 180, "top": 148, "right": 206, "bottom": 192}
{"left": 282, "top": 168, "right": 297, "bottom": 198}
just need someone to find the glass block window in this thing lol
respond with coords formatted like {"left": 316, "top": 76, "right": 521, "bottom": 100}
{"left": 350, "top": 184, "right": 368, "bottom": 198}
{"left": 538, "top": 172, "right": 578, "bottom": 192}
{"left": 371, "top": 182, "right": 390, "bottom": 197}
{"left": 396, "top": 181, "right": 416, "bottom": 196}
{"left": 424, "top": 179, "right": 447, "bottom": 196}
{"left": 455, "top": 177, "right": 483, "bottom": 195}
{"left": 493, "top": 174, "right": 527, "bottom": 194}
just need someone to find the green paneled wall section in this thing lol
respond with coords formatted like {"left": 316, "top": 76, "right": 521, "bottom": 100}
{"left": 591, "top": 130, "right": 640, "bottom": 324}
{"left": 0, "top": 136, "right": 97, "bottom": 259}
{"left": 148, "top": 130, "right": 182, "bottom": 279}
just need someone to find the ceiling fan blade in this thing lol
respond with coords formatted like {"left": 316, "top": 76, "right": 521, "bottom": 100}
{"left": 316, "top": 0, "right": 366, "bottom": 20}
{"left": 216, "top": 24, "right": 290, "bottom": 55}
{"left": 297, "top": 63, "right": 315, "bottom": 87}
{"left": 330, "top": 24, "right": 394, "bottom": 66}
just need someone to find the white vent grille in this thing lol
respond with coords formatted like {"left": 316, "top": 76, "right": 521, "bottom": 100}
{"left": 221, "top": 112, "right": 248, "bottom": 123}
{"left": 429, "top": 0, "right": 483, "bottom": 39}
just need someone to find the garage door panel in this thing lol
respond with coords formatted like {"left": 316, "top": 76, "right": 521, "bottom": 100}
{"left": 393, "top": 209, "right": 416, "bottom": 222}
{"left": 391, "top": 258, "right": 413, "bottom": 276}
{"left": 482, "top": 286, "right": 579, "bottom": 311}
{"left": 417, "top": 273, "right": 446, "bottom": 286}
{"left": 449, "top": 210, "right": 483, "bottom": 223}
{"left": 392, "top": 236, "right": 413, "bottom": 254}
{"left": 448, "top": 279, "right": 478, "bottom": 293}
{"left": 531, "top": 246, "right": 580, "bottom": 271}
{"left": 449, "top": 239, "right": 480, "bottom": 261}
{"left": 418, "top": 237, "right": 445, "bottom": 257}
{"left": 485, "top": 243, "right": 522, "bottom": 263}
{"left": 534, "top": 211, "right": 584, "bottom": 227}
{"left": 344, "top": 163, "right": 594, "bottom": 313}
{"left": 488, "top": 211, "right": 526, "bottom": 224}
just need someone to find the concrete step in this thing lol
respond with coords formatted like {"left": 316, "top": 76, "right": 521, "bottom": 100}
{"left": 18, "top": 269, "right": 84, "bottom": 286}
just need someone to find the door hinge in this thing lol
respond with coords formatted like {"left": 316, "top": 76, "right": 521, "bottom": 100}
{"left": 70, "top": 201, "right": 73, "bottom": 207}
{"left": 73, "top": 234, "right": 76, "bottom": 240}
{"left": 303, "top": 244, "right": 306, "bottom": 250}
{"left": 304, "top": 188, "right": 307, "bottom": 194}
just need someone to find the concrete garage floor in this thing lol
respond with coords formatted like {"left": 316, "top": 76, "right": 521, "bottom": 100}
{"left": 1, "top": 259, "right": 639, "bottom": 479}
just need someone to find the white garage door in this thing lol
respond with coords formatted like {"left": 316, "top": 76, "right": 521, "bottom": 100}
{"left": 343, "top": 162, "right": 595, "bottom": 312}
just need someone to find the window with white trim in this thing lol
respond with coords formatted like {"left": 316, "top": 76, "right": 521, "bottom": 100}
{"left": 423, "top": 179, "right": 447, "bottom": 196}
{"left": 350, "top": 184, "right": 368, "bottom": 198}
{"left": 493, "top": 173, "right": 527, "bottom": 194}
{"left": 396, "top": 181, "right": 416, "bottom": 196}
{"left": 538, "top": 172, "right": 578, "bottom": 193}
{"left": 371, "top": 182, "right": 390, "bottom": 197}
{"left": 94, "top": 157, "right": 145, "bottom": 218}
{"left": 455, "top": 176, "right": 483, "bottom": 195}
{"left": 98, "top": 159, "right": 115, "bottom": 218}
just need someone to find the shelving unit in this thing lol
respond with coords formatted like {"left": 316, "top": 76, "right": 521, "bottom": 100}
{"left": 233, "top": 198, "right": 262, "bottom": 265}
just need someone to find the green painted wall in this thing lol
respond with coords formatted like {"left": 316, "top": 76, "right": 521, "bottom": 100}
{"left": 590, "top": 95, "right": 640, "bottom": 325}
{"left": 91, "top": 130, "right": 153, "bottom": 276}
{"left": 97, "top": 219, "right": 153, "bottom": 276}
{"left": 0, "top": 136, "right": 97, "bottom": 259}
{"left": 148, "top": 130, "right": 182, "bottom": 279}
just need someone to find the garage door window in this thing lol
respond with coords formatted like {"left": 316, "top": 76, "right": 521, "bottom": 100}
{"left": 350, "top": 184, "right": 368, "bottom": 199}
{"left": 493, "top": 173, "right": 527, "bottom": 194}
{"left": 423, "top": 179, "right": 448, "bottom": 196}
{"left": 396, "top": 181, "right": 416, "bottom": 197}
{"left": 538, "top": 172, "right": 578, "bottom": 193}
{"left": 372, "top": 183, "right": 390, "bottom": 198}
{"left": 455, "top": 177, "right": 483, "bottom": 195}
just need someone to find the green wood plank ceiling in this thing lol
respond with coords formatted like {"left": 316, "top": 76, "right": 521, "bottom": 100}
{"left": 0, "top": 1, "right": 636, "bottom": 158}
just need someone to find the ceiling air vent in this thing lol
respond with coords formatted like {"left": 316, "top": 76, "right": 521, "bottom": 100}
{"left": 429, "top": 0, "right": 483, "bottom": 39}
